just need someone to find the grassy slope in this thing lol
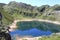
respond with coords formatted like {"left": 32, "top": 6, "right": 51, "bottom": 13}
{"left": 3, "top": 1, "right": 60, "bottom": 21}
{"left": 0, "top": 4, "right": 14, "bottom": 26}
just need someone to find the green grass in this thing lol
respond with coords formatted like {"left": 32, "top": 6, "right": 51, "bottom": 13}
{"left": 38, "top": 35, "right": 60, "bottom": 40}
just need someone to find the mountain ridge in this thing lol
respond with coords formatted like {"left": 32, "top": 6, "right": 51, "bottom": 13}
{"left": 0, "top": 1, "right": 60, "bottom": 26}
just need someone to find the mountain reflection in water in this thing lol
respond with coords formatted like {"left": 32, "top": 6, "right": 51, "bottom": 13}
{"left": 10, "top": 28, "right": 52, "bottom": 37}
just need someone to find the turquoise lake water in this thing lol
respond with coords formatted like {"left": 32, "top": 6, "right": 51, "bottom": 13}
{"left": 10, "top": 28, "right": 52, "bottom": 37}
{"left": 10, "top": 21, "right": 60, "bottom": 37}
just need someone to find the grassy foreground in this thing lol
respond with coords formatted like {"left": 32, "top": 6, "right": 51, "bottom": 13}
{"left": 15, "top": 34, "right": 60, "bottom": 40}
{"left": 38, "top": 34, "right": 60, "bottom": 40}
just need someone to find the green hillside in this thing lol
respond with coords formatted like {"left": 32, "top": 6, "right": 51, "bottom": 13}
{"left": 2, "top": 1, "right": 60, "bottom": 21}
{"left": 0, "top": 1, "right": 60, "bottom": 26}
{"left": 0, "top": 3, "right": 14, "bottom": 26}
{"left": 38, "top": 34, "right": 60, "bottom": 40}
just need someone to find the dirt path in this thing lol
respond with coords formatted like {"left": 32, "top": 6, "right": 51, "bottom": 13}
{"left": 9, "top": 19, "right": 60, "bottom": 31}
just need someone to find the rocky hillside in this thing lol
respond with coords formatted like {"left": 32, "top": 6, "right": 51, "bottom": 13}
{"left": 0, "top": 3, "right": 14, "bottom": 26}
{"left": 3, "top": 1, "right": 60, "bottom": 21}
{"left": 0, "top": 1, "right": 60, "bottom": 25}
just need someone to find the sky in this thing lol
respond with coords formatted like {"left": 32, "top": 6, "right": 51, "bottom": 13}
{"left": 0, "top": 0, "right": 60, "bottom": 6}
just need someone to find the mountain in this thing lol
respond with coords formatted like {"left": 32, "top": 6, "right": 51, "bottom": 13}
{"left": 0, "top": 3, "right": 14, "bottom": 26}
{"left": 3, "top": 1, "right": 50, "bottom": 19}
{"left": 0, "top": 3, "right": 6, "bottom": 6}
{"left": 44, "top": 5, "right": 60, "bottom": 21}
{"left": 3, "top": 1, "right": 60, "bottom": 21}
{"left": 0, "top": 1, "right": 60, "bottom": 26}
{"left": 0, "top": 3, "right": 6, "bottom": 11}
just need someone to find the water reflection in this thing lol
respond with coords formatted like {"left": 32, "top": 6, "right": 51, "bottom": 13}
{"left": 10, "top": 28, "right": 52, "bottom": 37}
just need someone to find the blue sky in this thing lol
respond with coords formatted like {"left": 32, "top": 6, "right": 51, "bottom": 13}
{"left": 0, "top": 0, "right": 60, "bottom": 6}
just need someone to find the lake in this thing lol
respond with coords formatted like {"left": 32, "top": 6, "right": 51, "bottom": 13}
{"left": 10, "top": 28, "right": 52, "bottom": 37}
{"left": 10, "top": 21, "right": 60, "bottom": 37}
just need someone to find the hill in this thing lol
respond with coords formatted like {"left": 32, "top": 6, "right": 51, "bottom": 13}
{"left": 0, "top": 1, "right": 60, "bottom": 26}
{"left": 0, "top": 3, "right": 14, "bottom": 26}
{"left": 2, "top": 1, "right": 60, "bottom": 21}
